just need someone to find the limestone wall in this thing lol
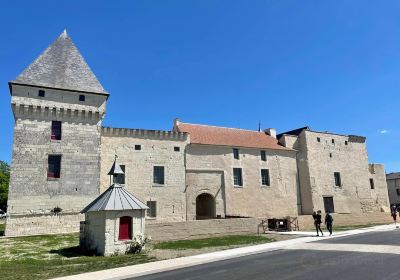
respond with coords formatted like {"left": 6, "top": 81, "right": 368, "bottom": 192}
{"left": 295, "top": 130, "right": 389, "bottom": 214}
{"left": 185, "top": 144, "right": 299, "bottom": 218}
{"left": 387, "top": 176, "right": 400, "bottom": 205}
{"left": 100, "top": 128, "right": 188, "bottom": 223}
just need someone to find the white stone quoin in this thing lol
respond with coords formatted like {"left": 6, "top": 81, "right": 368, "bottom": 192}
{"left": 80, "top": 157, "right": 148, "bottom": 256}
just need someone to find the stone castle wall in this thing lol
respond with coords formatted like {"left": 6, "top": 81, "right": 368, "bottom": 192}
{"left": 100, "top": 128, "right": 188, "bottom": 223}
{"left": 185, "top": 144, "right": 299, "bottom": 219}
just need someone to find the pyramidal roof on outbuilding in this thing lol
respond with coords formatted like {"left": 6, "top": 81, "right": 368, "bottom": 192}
{"left": 81, "top": 184, "right": 149, "bottom": 213}
{"left": 11, "top": 30, "right": 108, "bottom": 95}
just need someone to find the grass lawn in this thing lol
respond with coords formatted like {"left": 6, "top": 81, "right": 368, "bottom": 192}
{"left": 0, "top": 233, "right": 154, "bottom": 280}
{"left": 0, "top": 222, "right": 5, "bottom": 235}
{"left": 153, "top": 235, "right": 275, "bottom": 250}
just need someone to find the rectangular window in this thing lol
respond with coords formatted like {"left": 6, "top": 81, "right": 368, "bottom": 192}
{"left": 345, "top": 141, "right": 348, "bottom": 145}
{"left": 135, "top": 145, "right": 141, "bottom": 150}
{"left": 38, "top": 90, "right": 45, "bottom": 97}
{"left": 332, "top": 139, "right": 335, "bottom": 144}
{"left": 233, "top": 168, "right": 243, "bottom": 187}
{"left": 51, "top": 121, "right": 62, "bottom": 140}
{"left": 153, "top": 166, "right": 165, "bottom": 185}
{"left": 79, "top": 95, "right": 85, "bottom": 102}
{"left": 397, "top": 189, "right": 400, "bottom": 196}
{"left": 147, "top": 201, "right": 157, "bottom": 218}
{"left": 260, "top": 150, "right": 267, "bottom": 161}
{"left": 233, "top": 148, "right": 239, "bottom": 160}
{"left": 369, "top": 178, "right": 375, "bottom": 189}
{"left": 334, "top": 172, "right": 342, "bottom": 187}
{"left": 174, "top": 146, "right": 180, "bottom": 152}
{"left": 115, "top": 165, "right": 125, "bottom": 184}
{"left": 48, "top": 155, "right": 61, "bottom": 179}
{"left": 261, "top": 169, "right": 270, "bottom": 186}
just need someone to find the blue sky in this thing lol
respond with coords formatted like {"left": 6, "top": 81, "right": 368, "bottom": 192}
{"left": 0, "top": 1, "right": 399, "bottom": 172}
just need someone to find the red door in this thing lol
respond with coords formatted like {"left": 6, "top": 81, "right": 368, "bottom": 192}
{"left": 118, "top": 216, "right": 132, "bottom": 240}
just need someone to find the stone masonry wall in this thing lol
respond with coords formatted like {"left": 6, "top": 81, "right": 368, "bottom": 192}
{"left": 387, "top": 177, "right": 400, "bottom": 205}
{"left": 100, "top": 128, "right": 188, "bottom": 223}
{"left": 185, "top": 144, "right": 299, "bottom": 219}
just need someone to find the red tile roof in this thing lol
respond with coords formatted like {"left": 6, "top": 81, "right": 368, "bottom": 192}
{"left": 176, "top": 122, "right": 291, "bottom": 151}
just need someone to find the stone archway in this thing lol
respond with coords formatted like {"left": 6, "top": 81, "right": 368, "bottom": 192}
{"left": 196, "top": 193, "right": 215, "bottom": 220}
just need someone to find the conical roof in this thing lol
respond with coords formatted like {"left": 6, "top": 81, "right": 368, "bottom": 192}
{"left": 11, "top": 30, "right": 108, "bottom": 95}
{"left": 81, "top": 184, "right": 149, "bottom": 213}
{"left": 107, "top": 160, "right": 124, "bottom": 175}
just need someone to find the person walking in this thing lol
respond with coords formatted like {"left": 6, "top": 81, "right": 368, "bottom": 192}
{"left": 391, "top": 205, "right": 398, "bottom": 228}
{"left": 313, "top": 210, "right": 324, "bottom": 236}
{"left": 325, "top": 211, "right": 334, "bottom": 236}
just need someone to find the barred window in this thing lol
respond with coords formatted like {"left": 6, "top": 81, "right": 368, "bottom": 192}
{"left": 153, "top": 166, "right": 165, "bottom": 185}
{"left": 261, "top": 169, "right": 270, "bottom": 186}
{"left": 147, "top": 201, "right": 157, "bottom": 218}
{"left": 233, "top": 168, "right": 243, "bottom": 187}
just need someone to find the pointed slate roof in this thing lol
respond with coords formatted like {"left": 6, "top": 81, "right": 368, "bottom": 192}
{"left": 81, "top": 184, "right": 149, "bottom": 213}
{"left": 11, "top": 30, "right": 108, "bottom": 95}
{"left": 107, "top": 160, "right": 124, "bottom": 175}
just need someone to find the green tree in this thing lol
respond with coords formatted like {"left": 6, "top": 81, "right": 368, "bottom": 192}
{"left": 0, "top": 161, "right": 10, "bottom": 211}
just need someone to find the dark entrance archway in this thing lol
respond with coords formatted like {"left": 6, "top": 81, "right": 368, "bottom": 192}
{"left": 196, "top": 193, "right": 215, "bottom": 220}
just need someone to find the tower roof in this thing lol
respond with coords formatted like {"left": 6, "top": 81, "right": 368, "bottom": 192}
{"left": 81, "top": 184, "right": 149, "bottom": 213}
{"left": 107, "top": 159, "right": 125, "bottom": 175}
{"left": 11, "top": 30, "right": 108, "bottom": 95}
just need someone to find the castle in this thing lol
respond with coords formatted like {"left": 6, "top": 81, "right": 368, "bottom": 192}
{"left": 5, "top": 31, "right": 390, "bottom": 236}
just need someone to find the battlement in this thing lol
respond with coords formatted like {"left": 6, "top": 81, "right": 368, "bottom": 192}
{"left": 101, "top": 126, "right": 188, "bottom": 141}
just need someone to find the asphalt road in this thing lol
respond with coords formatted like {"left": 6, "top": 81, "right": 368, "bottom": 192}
{"left": 125, "top": 230, "right": 400, "bottom": 280}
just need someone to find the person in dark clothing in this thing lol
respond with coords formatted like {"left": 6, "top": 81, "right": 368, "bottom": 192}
{"left": 325, "top": 211, "right": 334, "bottom": 236}
{"left": 313, "top": 210, "right": 323, "bottom": 236}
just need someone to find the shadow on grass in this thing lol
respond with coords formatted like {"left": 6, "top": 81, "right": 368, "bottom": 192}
{"left": 49, "top": 246, "right": 97, "bottom": 258}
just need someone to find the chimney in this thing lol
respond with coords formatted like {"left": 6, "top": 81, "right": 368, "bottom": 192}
{"left": 264, "top": 128, "right": 277, "bottom": 139}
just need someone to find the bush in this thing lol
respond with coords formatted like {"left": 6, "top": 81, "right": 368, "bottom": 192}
{"left": 126, "top": 235, "right": 151, "bottom": 254}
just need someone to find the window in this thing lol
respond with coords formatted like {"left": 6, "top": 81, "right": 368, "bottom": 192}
{"left": 329, "top": 153, "right": 332, "bottom": 158}
{"left": 345, "top": 141, "right": 348, "bottom": 145}
{"left": 233, "top": 168, "right": 243, "bottom": 187}
{"left": 135, "top": 145, "right": 141, "bottom": 150}
{"left": 114, "top": 165, "right": 125, "bottom": 184}
{"left": 260, "top": 150, "right": 267, "bottom": 161}
{"left": 332, "top": 139, "right": 335, "bottom": 144}
{"left": 48, "top": 155, "right": 61, "bottom": 179}
{"left": 79, "top": 95, "right": 85, "bottom": 102}
{"left": 118, "top": 216, "right": 132, "bottom": 240}
{"left": 174, "top": 146, "right": 180, "bottom": 152}
{"left": 261, "top": 169, "right": 270, "bottom": 186}
{"left": 370, "top": 178, "right": 375, "bottom": 189}
{"left": 397, "top": 189, "right": 400, "bottom": 196}
{"left": 233, "top": 148, "right": 239, "bottom": 160}
{"left": 153, "top": 166, "right": 165, "bottom": 185}
{"left": 51, "top": 121, "right": 62, "bottom": 140}
{"left": 317, "top": 137, "right": 321, "bottom": 142}
{"left": 38, "top": 90, "right": 45, "bottom": 97}
{"left": 334, "top": 172, "right": 342, "bottom": 187}
{"left": 147, "top": 201, "right": 157, "bottom": 218}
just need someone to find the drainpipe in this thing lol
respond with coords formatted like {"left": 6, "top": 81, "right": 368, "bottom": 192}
{"left": 295, "top": 151, "right": 303, "bottom": 215}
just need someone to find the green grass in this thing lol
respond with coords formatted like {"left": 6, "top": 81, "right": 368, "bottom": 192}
{"left": 153, "top": 235, "right": 275, "bottom": 250}
{"left": 0, "top": 233, "right": 154, "bottom": 280}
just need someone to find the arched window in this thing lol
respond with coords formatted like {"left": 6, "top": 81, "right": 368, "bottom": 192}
{"left": 118, "top": 216, "right": 132, "bottom": 240}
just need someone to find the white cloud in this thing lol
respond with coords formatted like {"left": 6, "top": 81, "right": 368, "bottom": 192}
{"left": 380, "top": 130, "right": 389, "bottom": 134}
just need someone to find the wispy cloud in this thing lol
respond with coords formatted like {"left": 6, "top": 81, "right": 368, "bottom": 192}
{"left": 380, "top": 130, "right": 389, "bottom": 134}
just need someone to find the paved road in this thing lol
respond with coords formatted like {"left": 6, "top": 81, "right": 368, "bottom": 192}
{"left": 126, "top": 230, "right": 400, "bottom": 280}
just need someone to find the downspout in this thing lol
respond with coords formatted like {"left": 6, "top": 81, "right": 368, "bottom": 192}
{"left": 295, "top": 151, "right": 303, "bottom": 215}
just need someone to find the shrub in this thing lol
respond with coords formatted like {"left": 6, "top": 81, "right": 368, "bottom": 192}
{"left": 126, "top": 235, "right": 151, "bottom": 254}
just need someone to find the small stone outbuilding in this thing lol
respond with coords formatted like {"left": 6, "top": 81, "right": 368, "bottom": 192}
{"left": 80, "top": 158, "right": 148, "bottom": 256}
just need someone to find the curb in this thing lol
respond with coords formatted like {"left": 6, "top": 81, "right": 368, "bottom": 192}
{"left": 51, "top": 223, "right": 396, "bottom": 280}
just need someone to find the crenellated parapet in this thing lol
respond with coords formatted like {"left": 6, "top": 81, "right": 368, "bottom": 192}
{"left": 101, "top": 126, "right": 188, "bottom": 141}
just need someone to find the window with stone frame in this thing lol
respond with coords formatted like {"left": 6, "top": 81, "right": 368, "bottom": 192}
{"left": 261, "top": 169, "right": 270, "bottom": 186}
{"left": 233, "top": 148, "right": 240, "bottom": 160}
{"left": 51, "top": 121, "right": 62, "bottom": 140}
{"left": 260, "top": 150, "right": 267, "bottom": 161}
{"left": 118, "top": 216, "right": 132, "bottom": 240}
{"left": 114, "top": 165, "right": 125, "bottom": 184}
{"left": 147, "top": 201, "right": 157, "bottom": 218}
{"left": 233, "top": 168, "right": 243, "bottom": 187}
{"left": 153, "top": 166, "right": 165, "bottom": 185}
{"left": 47, "top": 155, "right": 61, "bottom": 179}
{"left": 334, "top": 172, "right": 342, "bottom": 187}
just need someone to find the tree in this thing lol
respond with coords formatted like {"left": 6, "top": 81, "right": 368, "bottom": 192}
{"left": 0, "top": 161, "right": 10, "bottom": 211}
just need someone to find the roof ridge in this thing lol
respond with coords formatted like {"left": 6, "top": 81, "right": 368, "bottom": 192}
{"left": 179, "top": 122, "right": 266, "bottom": 133}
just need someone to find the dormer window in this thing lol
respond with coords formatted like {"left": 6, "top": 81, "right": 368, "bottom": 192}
{"left": 38, "top": 90, "right": 45, "bottom": 97}
{"left": 79, "top": 95, "right": 85, "bottom": 102}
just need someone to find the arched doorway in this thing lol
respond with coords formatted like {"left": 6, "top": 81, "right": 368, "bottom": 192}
{"left": 196, "top": 193, "right": 215, "bottom": 220}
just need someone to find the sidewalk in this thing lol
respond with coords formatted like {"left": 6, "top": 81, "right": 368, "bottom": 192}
{"left": 51, "top": 224, "right": 397, "bottom": 280}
